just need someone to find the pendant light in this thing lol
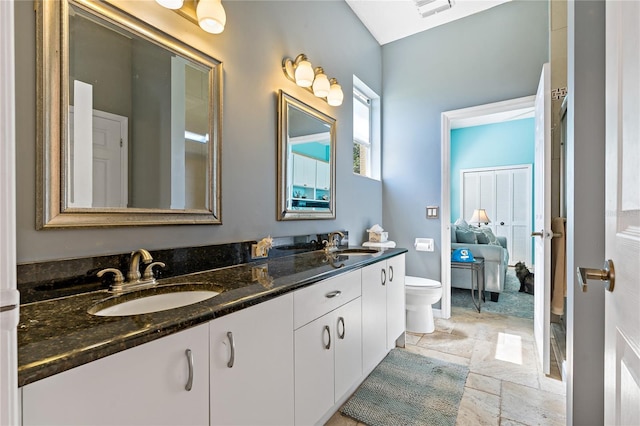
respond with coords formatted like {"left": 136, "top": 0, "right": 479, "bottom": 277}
{"left": 312, "top": 68, "right": 330, "bottom": 98}
{"left": 327, "top": 79, "right": 344, "bottom": 106}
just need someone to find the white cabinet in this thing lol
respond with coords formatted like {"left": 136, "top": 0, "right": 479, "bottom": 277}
{"left": 315, "top": 160, "right": 330, "bottom": 190}
{"left": 209, "top": 293, "right": 294, "bottom": 426}
{"left": 362, "top": 254, "right": 406, "bottom": 372}
{"left": 22, "top": 323, "right": 209, "bottom": 426}
{"left": 292, "top": 154, "right": 317, "bottom": 188}
{"left": 361, "top": 262, "right": 388, "bottom": 372}
{"left": 293, "top": 270, "right": 362, "bottom": 426}
{"left": 386, "top": 254, "right": 406, "bottom": 349}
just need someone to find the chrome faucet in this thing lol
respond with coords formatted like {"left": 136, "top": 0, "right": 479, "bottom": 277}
{"left": 97, "top": 248, "right": 164, "bottom": 293}
{"left": 324, "top": 231, "right": 345, "bottom": 253}
{"left": 126, "top": 249, "right": 153, "bottom": 283}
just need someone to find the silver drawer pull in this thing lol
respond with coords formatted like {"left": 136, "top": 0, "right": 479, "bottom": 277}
{"left": 185, "top": 349, "right": 193, "bottom": 391}
{"left": 381, "top": 268, "right": 386, "bottom": 285}
{"left": 227, "top": 331, "right": 235, "bottom": 368}
{"left": 337, "top": 316, "right": 345, "bottom": 339}
{"left": 323, "top": 325, "right": 331, "bottom": 350}
{"left": 325, "top": 290, "right": 342, "bottom": 298}
{"left": 389, "top": 265, "right": 394, "bottom": 282}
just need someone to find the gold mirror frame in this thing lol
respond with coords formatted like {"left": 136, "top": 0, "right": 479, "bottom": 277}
{"left": 277, "top": 91, "right": 336, "bottom": 220}
{"left": 36, "top": 0, "right": 223, "bottom": 228}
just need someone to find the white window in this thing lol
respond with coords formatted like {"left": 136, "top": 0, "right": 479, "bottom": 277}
{"left": 352, "top": 76, "right": 380, "bottom": 180}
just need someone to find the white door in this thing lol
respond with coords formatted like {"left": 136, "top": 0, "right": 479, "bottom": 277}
{"left": 533, "top": 62, "right": 551, "bottom": 375}
{"left": 68, "top": 109, "right": 128, "bottom": 208}
{"left": 603, "top": 2, "right": 640, "bottom": 423}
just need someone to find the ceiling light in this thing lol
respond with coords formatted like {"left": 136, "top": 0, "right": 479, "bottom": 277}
{"left": 156, "top": 0, "right": 184, "bottom": 10}
{"left": 196, "top": 0, "right": 226, "bottom": 34}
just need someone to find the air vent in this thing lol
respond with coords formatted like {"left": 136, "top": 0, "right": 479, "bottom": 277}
{"left": 414, "top": 0, "right": 455, "bottom": 18}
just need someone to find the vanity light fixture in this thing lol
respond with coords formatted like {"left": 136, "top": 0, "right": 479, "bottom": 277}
{"left": 282, "top": 54, "right": 344, "bottom": 106}
{"left": 156, "top": 0, "right": 226, "bottom": 34}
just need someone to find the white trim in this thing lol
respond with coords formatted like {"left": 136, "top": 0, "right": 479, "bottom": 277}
{"left": 0, "top": 1, "right": 19, "bottom": 425}
{"left": 441, "top": 95, "right": 535, "bottom": 319}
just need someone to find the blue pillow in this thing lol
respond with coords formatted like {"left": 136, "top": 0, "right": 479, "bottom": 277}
{"left": 456, "top": 228, "right": 477, "bottom": 244}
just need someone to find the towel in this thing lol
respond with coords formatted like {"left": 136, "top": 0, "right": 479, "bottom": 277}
{"left": 551, "top": 217, "right": 567, "bottom": 315}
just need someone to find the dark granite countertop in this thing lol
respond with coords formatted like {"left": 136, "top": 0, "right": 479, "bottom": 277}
{"left": 18, "top": 247, "right": 406, "bottom": 387}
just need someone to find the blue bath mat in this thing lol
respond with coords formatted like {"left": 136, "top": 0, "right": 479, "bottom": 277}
{"left": 340, "top": 349, "right": 469, "bottom": 426}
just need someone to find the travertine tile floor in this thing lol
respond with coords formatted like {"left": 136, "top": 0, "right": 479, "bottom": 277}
{"left": 326, "top": 306, "right": 566, "bottom": 426}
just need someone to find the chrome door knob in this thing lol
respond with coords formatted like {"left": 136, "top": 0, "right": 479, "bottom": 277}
{"left": 577, "top": 259, "right": 615, "bottom": 293}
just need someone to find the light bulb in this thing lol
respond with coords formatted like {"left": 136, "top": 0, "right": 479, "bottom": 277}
{"left": 294, "top": 59, "right": 314, "bottom": 88}
{"left": 197, "top": 0, "right": 226, "bottom": 34}
{"left": 312, "top": 68, "right": 330, "bottom": 98}
{"left": 327, "top": 79, "right": 343, "bottom": 106}
{"left": 156, "top": 0, "right": 184, "bottom": 9}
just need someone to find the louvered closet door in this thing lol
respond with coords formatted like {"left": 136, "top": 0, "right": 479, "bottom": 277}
{"left": 461, "top": 166, "right": 532, "bottom": 265}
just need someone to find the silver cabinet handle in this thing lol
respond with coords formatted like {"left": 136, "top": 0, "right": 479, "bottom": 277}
{"left": 389, "top": 265, "right": 394, "bottom": 282}
{"left": 337, "top": 317, "right": 345, "bottom": 339}
{"left": 381, "top": 268, "right": 386, "bottom": 285}
{"left": 323, "top": 325, "right": 331, "bottom": 350}
{"left": 227, "top": 331, "right": 235, "bottom": 368}
{"left": 325, "top": 290, "right": 342, "bottom": 298}
{"left": 531, "top": 231, "right": 544, "bottom": 238}
{"left": 577, "top": 259, "right": 615, "bottom": 293}
{"left": 185, "top": 349, "right": 193, "bottom": 391}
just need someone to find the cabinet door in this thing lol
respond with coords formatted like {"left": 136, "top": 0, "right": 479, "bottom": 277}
{"left": 316, "top": 160, "right": 330, "bottom": 190}
{"left": 22, "top": 324, "right": 209, "bottom": 426}
{"left": 210, "top": 294, "right": 294, "bottom": 426}
{"left": 361, "top": 262, "right": 388, "bottom": 373}
{"left": 292, "top": 154, "right": 316, "bottom": 188}
{"left": 386, "top": 254, "right": 406, "bottom": 349}
{"left": 294, "top": 312, "right": 335, "bottom": 426}
{"left": 334, "top": 297, "right": 362, "bottom": 400}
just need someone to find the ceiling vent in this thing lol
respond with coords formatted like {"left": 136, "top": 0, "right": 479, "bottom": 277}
{"left": 414, "top": 0, "right": 455, "bottom": 18}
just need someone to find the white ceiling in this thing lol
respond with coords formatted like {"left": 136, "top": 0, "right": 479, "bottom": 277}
{"left": 345, "top": 0, "right": 512, "bottom": 45}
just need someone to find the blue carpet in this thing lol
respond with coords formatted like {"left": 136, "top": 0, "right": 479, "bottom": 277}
{"left": 341, "top": 349, "right": 468, "bottom": 426}
{"left": 451, "top": 268, "right": 534, "bottom": 319}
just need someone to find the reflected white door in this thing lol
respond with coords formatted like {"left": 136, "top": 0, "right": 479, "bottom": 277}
{"left": 68, "top": 109, "right": 128, "bottom": 208}
{"left": 533, "top": 62, "right": 551, "bottom": 375}
{"left": 604, "top": 2, "right": 640, "bottom": 423}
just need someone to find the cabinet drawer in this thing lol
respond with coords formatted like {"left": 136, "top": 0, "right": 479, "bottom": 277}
{"left": 294, "top": 269, "right": 361, "bottom": 329}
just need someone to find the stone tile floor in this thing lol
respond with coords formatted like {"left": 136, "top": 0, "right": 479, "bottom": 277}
{"left": 326, "top": 306, "right": 566, "bottom": 426}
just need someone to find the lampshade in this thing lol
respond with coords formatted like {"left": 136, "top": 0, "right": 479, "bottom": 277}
{"left": 197, "top": 0, "right": 226, "bottom": 34}
{"left": 156, "top": 0, "right": 184, "bottom": 9}
{"left": 312, "top": 68, "right": 330, "bottom": 98}
{"left": 327, "top": 79, "right": 343, "bottom": 106}
{"left": 469, "top": 209, "right": 491, "bottom": 225}
{"left": 294, "top": 58, "right": 314, "bottom": 88}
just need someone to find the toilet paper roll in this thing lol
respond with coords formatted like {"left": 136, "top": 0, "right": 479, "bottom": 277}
{"left": 414, "top": 238, "right": 434, "bottom": 252}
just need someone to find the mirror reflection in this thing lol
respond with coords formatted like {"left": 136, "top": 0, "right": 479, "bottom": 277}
{"left": 37, "top": 0, "right": 222, "bottom": 228}
{"left": 67, "top": 3, "right": 210, "bottom": 210}
{"left": 277, "top": 91, "right": 336, "bottom": 220}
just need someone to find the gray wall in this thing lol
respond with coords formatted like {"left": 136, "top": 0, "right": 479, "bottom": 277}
{"left": 15, "top": 1, "right": 383, "bottom": 262}
{"left": 381, "top": 0, "right": 549, "bottom": 280}
{"left": 566, "top": 1, "right": 605, "bottom": 423}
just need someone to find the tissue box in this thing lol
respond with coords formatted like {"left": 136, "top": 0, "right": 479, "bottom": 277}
{"left": 369, "top": 231, "right": 388, "bottom": 242}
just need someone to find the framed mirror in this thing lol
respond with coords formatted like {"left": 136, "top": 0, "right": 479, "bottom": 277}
{"left": 277, "top": 91, "right": 336, "bottom": 220}
{"left": 36, "top": 0, "right": 222, "bottom": 228}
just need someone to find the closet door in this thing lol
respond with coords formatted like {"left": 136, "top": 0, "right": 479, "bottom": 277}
{"left": 510, "top": 167, "right": 532, "bottom": 264}
{"left": 462, "top": 171, "right": 494, "bottom": 223}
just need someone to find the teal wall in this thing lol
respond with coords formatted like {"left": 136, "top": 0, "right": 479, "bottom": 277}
{"left": 292, "top": 142, "right": 330, "bottom": 162}
{"left": 450, "top": 117, "right": 535, "bottom": 221}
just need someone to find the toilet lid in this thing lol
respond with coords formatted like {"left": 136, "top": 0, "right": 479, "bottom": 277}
{"left": 405, "top": 276, "right": 441, "bottom": 288}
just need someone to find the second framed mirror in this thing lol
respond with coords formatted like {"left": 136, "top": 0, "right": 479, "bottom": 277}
{"left": 277, "top": 91, "right": 336, "bottom": 220}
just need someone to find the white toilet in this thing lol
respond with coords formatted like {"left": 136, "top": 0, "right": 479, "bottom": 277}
{"left": 405, "top": 276, "right": 442, "bottom": 334}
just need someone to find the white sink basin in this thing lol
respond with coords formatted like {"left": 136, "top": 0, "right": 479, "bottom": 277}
{"left": 90, "top": 290, "right": 220, "bottom": 317}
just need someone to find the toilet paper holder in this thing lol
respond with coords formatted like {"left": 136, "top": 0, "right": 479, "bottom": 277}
{"left": 414, "top": 238, "right": 434, "bottom": 252}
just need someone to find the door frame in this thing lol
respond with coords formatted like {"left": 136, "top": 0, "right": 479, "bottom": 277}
{"left": 440, "top": 95, "right": 535, "bottom": 319}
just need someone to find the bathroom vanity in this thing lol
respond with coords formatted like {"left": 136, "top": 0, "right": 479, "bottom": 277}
{"left": 18, "top": 247, "right": 406, "bottom": 426}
